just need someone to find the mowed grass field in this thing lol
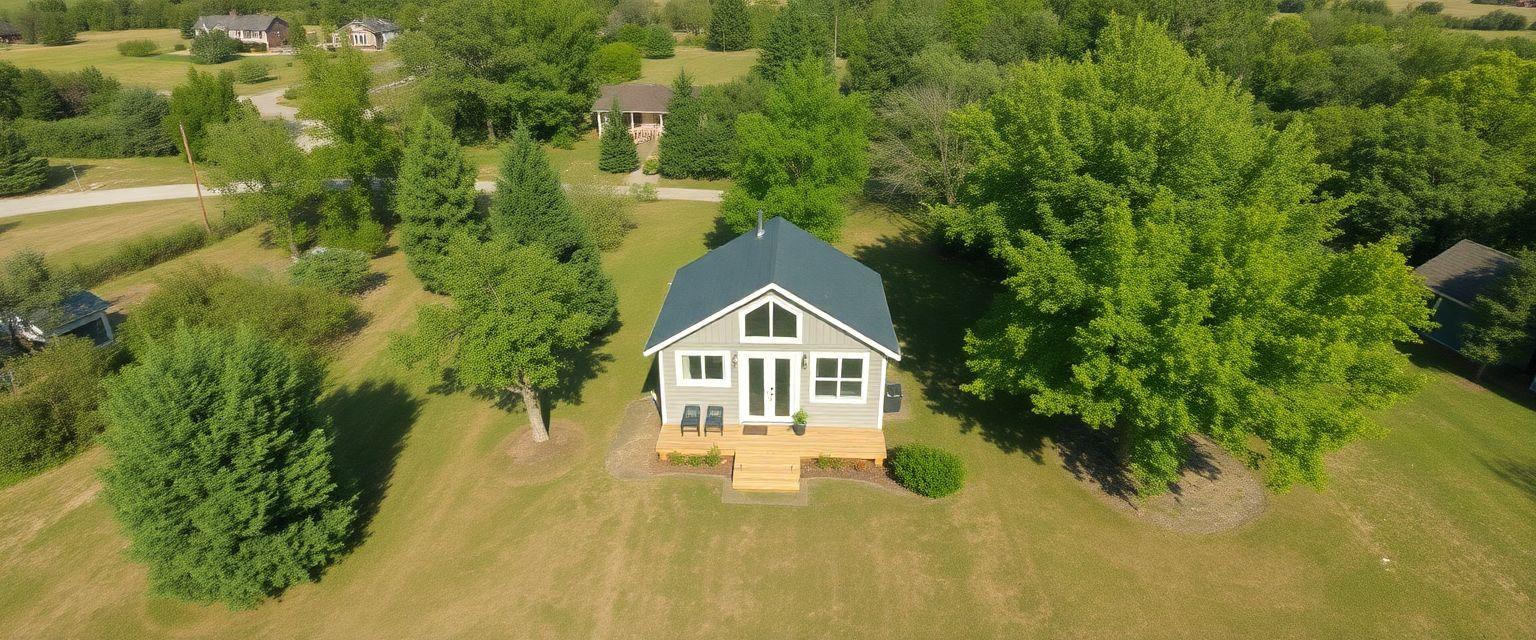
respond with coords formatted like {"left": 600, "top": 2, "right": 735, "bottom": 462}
{"left": 1386, "top": 0, "right": 1536, "bottom": 19}
{"left": 0, "top": 29, "right": 301, "bottom": 94}
{"left": 27, "top": 156, "right": 193, "bottom": 196}
{"left": 0, "top": 202, "right": 1531, "bottom": 638}
{"left": 638, "top": 46, "right": 758, "bottom": 85}
{"left": 0, "top": 197, "right": 217, "bottom": 267}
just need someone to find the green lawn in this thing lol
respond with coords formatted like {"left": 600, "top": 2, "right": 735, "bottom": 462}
{"left": 638, "top": 46, "right": 758, "bottom": 85}
{"left": 1385, "top": 0, "right": 1536, "bottom": 19}
{"left": 0, "top": 203, "right": 1531, "bottom": 637}
{"left": 28, "top": 156, "right": 192, "bottom": 196}
{"left": 0, "top": 197, "right": 221, "bottom": 268}
{"left": 470, "top": 133, "right": 624, "bottom": 186}
{"left": 0, "top": 29, "right": 301, "bottom": 94}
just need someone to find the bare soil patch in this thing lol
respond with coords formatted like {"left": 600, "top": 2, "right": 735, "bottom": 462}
{"left": 1057, "top": 431, "right": 1267, "bottom": 534}
{"left": 499, "top": 420, "right": 585, "bottom": 487}
{"left": 605, "top": 398, "right": 731, "bottom": 480}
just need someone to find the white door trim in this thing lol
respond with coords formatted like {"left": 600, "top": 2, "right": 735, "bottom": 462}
{"left": 737, "top": 351, "right": 801, "bottom": 423}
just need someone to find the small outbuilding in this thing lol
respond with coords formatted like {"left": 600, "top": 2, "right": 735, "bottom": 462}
{"left": 331, "top": 18, "right": 400, "bottom": 50}
{"left": 1415, "top": 239, "right": 1536, "bottom": 390}
{"left": 193, "top": 11, "right": 290, "bottom": 49}
{"left": 10, "top": 291, "right": 115, "bottom": 347}
{"left": 0, "top": 20, "right": 22, "bottom": 44}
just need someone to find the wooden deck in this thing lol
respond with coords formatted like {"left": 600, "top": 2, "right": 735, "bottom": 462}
{"left": 656, "top": 424, "right": 888, "bottom": 492}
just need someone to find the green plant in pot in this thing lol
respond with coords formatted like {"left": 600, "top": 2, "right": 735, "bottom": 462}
{"left": 792, "top": 409, "right": 808, "bottom": 436}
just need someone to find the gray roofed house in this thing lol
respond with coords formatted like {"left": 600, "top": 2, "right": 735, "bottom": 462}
{"left": 643, "top": 216, "right": 901, "bottom": 491}
{"left": 591, "top": 83, "right": 695, "bottom": 140}
{"left": 12, "top": 290, "right": 115, "bottom": 346}
{"left": 332, "top": 17, "right": 401, "bottom": 50}
{"left": 1415, "top": 240, "right": 1530, "bottom": 366}
{"left": 0, "top": 20, "right": 22, "bottom": 44}
{"left": 193, "top": 12, "right": 290, "bottom": 48}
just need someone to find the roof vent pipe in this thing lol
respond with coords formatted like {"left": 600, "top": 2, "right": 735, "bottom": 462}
{"left": 756, "top": 209, "right": 765, "bottom": 238}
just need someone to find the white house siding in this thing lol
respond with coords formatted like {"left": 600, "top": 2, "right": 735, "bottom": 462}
{"left": 658, "top": 292, "right": 885, "bottom": 429}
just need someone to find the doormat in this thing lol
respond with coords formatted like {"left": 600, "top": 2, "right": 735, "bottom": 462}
{"left": 742, "top": 424, "right": 768, "bottom": 436}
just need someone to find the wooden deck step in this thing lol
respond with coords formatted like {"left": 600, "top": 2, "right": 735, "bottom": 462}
{"left": 731, "top": 450, "right": 801, "bottom": 492}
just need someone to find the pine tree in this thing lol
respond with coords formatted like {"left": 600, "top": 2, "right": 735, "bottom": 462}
{"left": 598, "top": 100, "right": 641, "bottom": 173}
{"left": 101, "top": 325, "right": 355, "bottom": 610}
{"left": 395, "top": 112, "right": 480, "bottom": 292}
{"left": 707, "top": 0, "right": 751, "bottom": 51}
{"left": 489, "top": 127, "right": 618, "bottom": 330}
{"left": 754, "top": 0, "right": 832, "bottom": 80}
{"left": 658, "top": 70, "right": 700, "bottom": 178}
{"left": 0, "top": 123, "right": 48, "bottom": 197}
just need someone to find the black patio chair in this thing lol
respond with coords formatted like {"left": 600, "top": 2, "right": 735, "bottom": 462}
{"left": 680, "top": 405, "right": 701, "bottom": 436}
{"left": 704, "top": 405, "right": 724, "bottom": 435}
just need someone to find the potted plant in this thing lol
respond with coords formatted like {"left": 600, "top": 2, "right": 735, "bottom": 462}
{"left": 791, "top": 410, "right": 808, "bottom": 436}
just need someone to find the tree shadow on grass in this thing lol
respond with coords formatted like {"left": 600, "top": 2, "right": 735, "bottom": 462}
{"left": 1481, "top": 457, "right": 1536, "bottom": 502}
{"left": 322, "top": 379, "right": 422, "bottom": 548}
{"left": 427, "top": 330, "right": 613, "bottom": 431}
{"left": 1402, "top": 341, "right": 1536, "bottom": 413}
{"left": 853, "top": 226, "right": 1048, "bottom": 460}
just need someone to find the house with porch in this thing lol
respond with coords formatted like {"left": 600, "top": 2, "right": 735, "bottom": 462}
{"left": 1415, "top": 239, "right": 1536, "bottom": 390}
{"left": 592, "top": 83, "right": 686, "bottom": 143}
{"left": 193, "top": 12, "right": 289, "bottom": 49}
{"left": 644, "top": 216, "right": 901, "bottom": 491}
{"left": 331, "top": 18, "right": 400, "bottom": 50}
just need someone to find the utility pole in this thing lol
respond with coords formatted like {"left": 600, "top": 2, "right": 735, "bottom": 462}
{"left": 178, "top": 122, "right": 212, "bottom": 234}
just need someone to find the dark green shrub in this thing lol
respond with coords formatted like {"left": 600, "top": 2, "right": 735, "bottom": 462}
{"left": 643, "top": 25, "right": 676, "bottom": 58}
{"left": 667, "top": 445, "right": 723, "bottom": 466}
{"left": 64, "top": 223, "right": 209, "bottom": 287}
{"left": 289, "top": 248, "right": 372, "bottom": 295}
{"left": 190, "top": 32, "right": 239, "bottom": 64}
{"left": 16, "top": 116, "right": 129, "bottom": 158}
{"left": 120, "top": 263, "right": 357, "bottom": 353}
{"left": 173, "top": 43, "right": 186, "bottom": 52}
{"left": 0, "top": 123, "right": 49, "bottom": 197}
{"left": 0, "top": 336, "right": 110, "bottom": 482}
{"left": 116, "top": 39, "right": 159, "bottom": 57}
{"left": 889, "top": 445, "right": 965, "bottom": 497}
{"left": 592, "top": 42, "right": 642, "bottom": 83}
{"left": 568, "top": 185, "right": 635, "bottom": 251}
{"left": 233, "top": 60, "right": 270, "bottom": 84}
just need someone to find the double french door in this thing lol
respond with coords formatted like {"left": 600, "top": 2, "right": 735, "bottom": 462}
{"left": 739, "top": 353, "right": 799, "bottom": 422}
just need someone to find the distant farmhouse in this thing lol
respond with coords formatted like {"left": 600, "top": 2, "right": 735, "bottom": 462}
{"left": 592, "top": 83, "right": 695, "bottom": 142}
{"left": 1416, "top": 239, "right": 1536, "bottom": 384}
{"left": 0, "top": 20, "right": 21, "bottom": 44}
{"left": 331, "top": 18, "right": 400, "bottom": 50}
{"left": 193, "top": 11, "right": 289, "bottom": 49}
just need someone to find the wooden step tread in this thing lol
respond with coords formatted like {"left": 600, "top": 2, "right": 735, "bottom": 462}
{"left": 731, "top": 451, "right": 801, "bottom": 492}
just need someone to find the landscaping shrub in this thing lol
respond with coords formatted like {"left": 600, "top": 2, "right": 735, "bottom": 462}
{"left": 568, "top": 184, "right": 636, "bottom": 250}
{"left": 173, "top": 43, "right": 186, "bottom": 52}
{"left": 592, "top": 42, "right": 643, "bottom": 83}
{"left": 63, "top": 223, "right": 210, "bottom": 287}
{"left": 120, "top": 263, "right": 358, "bottom": 353}
{"left": 667, "top": 445, "right": 723, "bottom": 466}
{"left": 629, "top": 182, "right": 658, "bottom": 202}
{"left": 190, "top": 32, "right": 240, "bottom": 64}
{"left": 233, "top": 60, "right": 270, "bottom": 84}
{"left": 815, "top": 454, "right": 849, "bottom": 469}
{"left": 0, "top": 336, "right": 110, "bottom": 481}
{"left": 116, "top": 39, "right": 159, "bottom": 57}
{"left": 643, "top": 25, "right": 676, "bottom": 58}
{"left": 289, "top": 248, "right": 372, "bottom": 295}
{"left": 889, "top": 445, "right": 965, "bottom": 497}
{"left": 642, "top": 156, "right": 659, "bottom": 175}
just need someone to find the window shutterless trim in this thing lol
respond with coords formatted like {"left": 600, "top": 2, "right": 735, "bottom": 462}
{"left": 673, "top": 349, "right": 731, "bottom": 388}
{"left": 809, "top": 351, "right": 868, "bottom": 404}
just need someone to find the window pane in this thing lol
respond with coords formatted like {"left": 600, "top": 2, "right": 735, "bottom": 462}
{"left": 815, "top": 380, "right": 837, "bottom": 397}
{"left": 685, "top": 355, "right": 701, "bottom": 380}
{"left": 840, "top": 358, "right": 861, "bottom": 378}
{"left": 748, "top": 359, "right": 764, "bottom": 414}
{"left": 816, "top": 358, "right": 837, "bottom": 378}
{"left": 704, "top": 356, "right": 723, "bottom": 379}
{"left": 775, "top": 358, "right": 791, "bottom": 415}
{"left": 772, "top": 303, "right": 797, "bottom": 338}
{"left": 745, "top": 305, "right": 770, "bottom": 336}
{"left": 840, "top": 381, "right": 861, "bottom": 397}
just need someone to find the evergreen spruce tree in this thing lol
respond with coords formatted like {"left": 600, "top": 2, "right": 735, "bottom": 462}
{"left": 100, "top": 325, "right": 355, "bottom": 610}
{"left": 658, "top": 70, "right": 701, "bottom": 178}
{"left": 395, "top": 112, "right": 480, "bottom": 293}
{"left": 0, "top": 123, "right": 48, "bottom": 196}
{"left": 597, "top": 100, "right": 641, "bottom": 173}
{"left": 754, "top": 0, "right": 832, "bottom": 80}
{"left": 489, "top": 127, "right": 618, "bottom": 330}
{"left": 707, "top": 0, "right": 751, "bottom": 51}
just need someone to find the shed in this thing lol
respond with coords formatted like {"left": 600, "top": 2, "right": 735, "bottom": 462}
{"left": 11, "top": 291, "right": 114, "bottom": 347}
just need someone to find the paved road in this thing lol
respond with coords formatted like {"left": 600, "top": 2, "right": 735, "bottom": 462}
{"left": 0, "top": 182, "right": 722, "bottom": 218}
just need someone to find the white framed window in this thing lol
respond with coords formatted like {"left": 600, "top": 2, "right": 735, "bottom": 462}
{"left": 351, "top": 32, "right": 367, "bottom": 46}
{"left": 810, "top": 352, "right": 867, "bottom": 403}
{"left": 674, "top": 350, "right": 730, "bottom": 387}
{"left": 739, "top": 296, "right": 801, "bottom": 344}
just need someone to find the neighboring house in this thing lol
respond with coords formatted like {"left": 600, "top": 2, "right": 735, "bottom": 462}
{"left": 1416, "top": 239, "right": 1536, "bottom": 384}
{"left": 193, "top": 11, "right": 289, "bottom": 49}
{"left": 331, "top": 18, "right": 400, "bottom": 50}
{"left": 8, "top": 291, "right": 114, "bottom": 347}
{"left": 0, "top": 21, "right": 21, "bottom": 45}
{"left": 591, "top": 83, "right": 684, "bottom": 141}
{"left": 644, "top": 216, "right": 901, "bottom": 491}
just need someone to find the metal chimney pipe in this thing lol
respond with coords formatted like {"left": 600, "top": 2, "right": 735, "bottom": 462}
{"left": 756, "top": 209, "right": 764, "bottom": 238}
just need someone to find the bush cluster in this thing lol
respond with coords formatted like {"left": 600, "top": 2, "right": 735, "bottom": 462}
{"left": 120, "top": 263, "right": 357, "bottom": 352}
{"left": 115, "top": 39, "right": 158, "bottom": 57}
{"left": 64, "top": 223, "right": 210, "bottom": 287}
{"left": 289, "top": 248, "right": 372, "bottom": 295}
{"left": 568, "top": 185, "right": 636, "bottom": 250}
{"left": 0, "top": 336, "right": 111, "bottom": 480}
{"left": 233, "top": 60, "right": 270, "bottom": 84}
{"left": 614, "top": 23, "right": 676, "bottom": 59}
{"left": 889, "top": 445, "right": 965, "bottom": 498}
{"left": 13, "top": 87, "right": 175, "bottom": 158}
{"left": 190, "top": 32, "right": 240, "bottom": 64}
{"left": 667, "top": 445, "right": 723, "bottom": 466}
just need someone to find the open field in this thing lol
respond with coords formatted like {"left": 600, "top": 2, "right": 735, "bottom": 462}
{"left": 0, "top": 197, "right": 219, "bottom": 267}
{"left": 0, "top": 29, "right": 301, "bottom": 94}
{"left": 27, "top": 156, "right": 192, "bottom": 196}
{"left": 0, "top": 202, "right": 1531, "bottom": 638}
{"left": 1387, "top": 0, "right": 1536, "bottom": 19}
{"left": 638, "top": 46, "right": 758, "bottom": 85}
{"left": 469, "top": 133, "right": 623, "bottom": 186}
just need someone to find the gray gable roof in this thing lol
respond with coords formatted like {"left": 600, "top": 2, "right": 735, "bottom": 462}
{"left": 25, "top": 290, "right": 108, "bottom": 329}
{"left": 0, "top": 21, "right": 21, "bottom": 37}
{"left": 345, "top": 17, "right": 399, "bottom": 34}
{"left": 1415, "top": 239, "right": 1518, "bottom": 306}
{"left": 195, "top": 14, "right": 283, "bottom": 32}
{"left": 592, "top": 83, "right": 674, "bottom": 113}
{"left": 644, "top": 217, "right": 901, "bottom": 358}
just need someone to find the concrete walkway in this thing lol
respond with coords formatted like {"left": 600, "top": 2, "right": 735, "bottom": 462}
{"left": 1, "top": 181, "right": 722, "bottom": 218}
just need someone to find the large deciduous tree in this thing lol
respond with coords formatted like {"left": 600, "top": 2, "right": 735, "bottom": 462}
{"left": 101, "top": 325, "right": 355, "bottom": 610}
{"left": 753, "top": 0, "right": 832, "bottom": 81}
{"left": 165, "top": 68, "right": 239, "bottom": 160}
{"left": 868, "top": 43, "right": 999, "bottom": 206}
{"left": 722, "top": 58, "right": 870, "bottom": 241}
{"left": 203, "top": 114, "right": 319, "bottom": 257}
{"left": 395, "top": 0, "right": 600, "bottom": 142}
{"left": 392, "top": 238, "right": 596, "bottom": 443}
{"left": 707, "top": 0, "right": 751, "bottom": 51}
{"left": 396, "top": 112, "right": 480, "bottom": 293}
{"left": 489, "top": 127, "right": 618, "bottom": 330}
{"left": 940, "top": 16, "right": 1432, "bottom": 494}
